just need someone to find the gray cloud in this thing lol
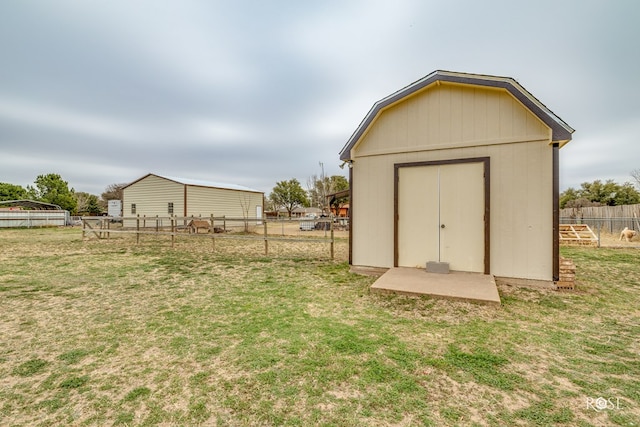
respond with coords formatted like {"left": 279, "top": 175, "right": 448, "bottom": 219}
{"left": 1, "top": 0, "right": 639, "bottom": 197}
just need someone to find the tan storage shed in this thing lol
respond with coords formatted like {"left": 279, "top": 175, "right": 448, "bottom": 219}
{"left": 339, "top": 70, "right": 574, "bottom": 284}
{"left": 122, "top": 173, "right": 263, "bottom": 227}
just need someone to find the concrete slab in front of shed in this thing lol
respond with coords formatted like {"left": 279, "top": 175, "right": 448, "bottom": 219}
{"left": 371, "top": 268, "right": 500, "bottom": 305}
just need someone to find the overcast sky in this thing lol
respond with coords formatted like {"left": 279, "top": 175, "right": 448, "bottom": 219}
{"left": 1, "top": 0, "right": 639, "bottom": 196}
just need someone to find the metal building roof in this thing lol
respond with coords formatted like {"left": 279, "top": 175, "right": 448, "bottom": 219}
{"left": 0, "top": 200, "right": 64, "bottom": 210}
{"left": 124, "top": 173, "right": 263, "bottom": 194}
{"left": 339, "top": 70, "right": 575, "bottom": 161}
{"left": 163, "top": 175, "right": 263, "bottom": 193}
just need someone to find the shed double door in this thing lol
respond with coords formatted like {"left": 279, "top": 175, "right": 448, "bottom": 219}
{"left": 397, "top": 162, "right": 485, "bottom": 272}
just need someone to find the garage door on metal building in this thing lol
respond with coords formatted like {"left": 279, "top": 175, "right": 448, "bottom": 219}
{"left": 395, "top": 158, "right": 489, "bottom": 273}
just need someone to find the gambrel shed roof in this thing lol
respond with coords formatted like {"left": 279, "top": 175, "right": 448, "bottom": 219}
{"left": 340, "top": 70, "right": 575, "bottom": 161}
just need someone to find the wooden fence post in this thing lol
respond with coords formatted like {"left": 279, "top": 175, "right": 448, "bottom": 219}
{"left": 330, "top": 218, "right": 334, "bottom": 260}
{"left": 211, "top": 214, "right": 215, "bottom": 251}
{"left": 171, "top": 216, "right": 175, "bottom": 248}
{"left": 264, "top": 219, "right": 268, "bottom": 255}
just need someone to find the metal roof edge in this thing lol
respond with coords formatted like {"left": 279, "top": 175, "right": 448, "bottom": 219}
{"left": 163, "top": 175, "right": 263, "bottom": 193}
{"left": 123, "top": 173, "right": 263, "bottom": 194}
{"left": 122, "top": 173, "right": 154, "bottom": 189}
{"left": 0, "top": 199, "right": 64, "bottom": 210}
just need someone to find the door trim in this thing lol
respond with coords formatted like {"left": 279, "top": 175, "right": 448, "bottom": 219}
{"left": 394, "top": 157, "right": 490, "bottom": 274}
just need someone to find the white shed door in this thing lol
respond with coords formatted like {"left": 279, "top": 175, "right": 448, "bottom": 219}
{"left": 398, "top": 162, "right": 485, "bottom": 272}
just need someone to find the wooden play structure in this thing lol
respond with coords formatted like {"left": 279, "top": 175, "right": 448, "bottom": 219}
{"left": 559, "top": 224, "right": 598, "bottom": 246}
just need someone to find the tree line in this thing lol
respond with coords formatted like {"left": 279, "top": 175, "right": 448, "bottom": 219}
{"left": 5, "top": 170, "right": 640, "bottom": 216}
{"left": 0, "top": 171, "right": 349, "bottom": 217}
{"left": 0, "top": 174, "right": 127, "bottom": 215}
{"left": 6, "top": 170, "right": 640, "bottom": 215}
{"left": 560, "top": 170, "right": 640, "bottom": 209}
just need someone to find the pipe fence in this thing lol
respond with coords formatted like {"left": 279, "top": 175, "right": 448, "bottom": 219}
{"left": 81, "top": 215, "right": 348, "bottom": 259}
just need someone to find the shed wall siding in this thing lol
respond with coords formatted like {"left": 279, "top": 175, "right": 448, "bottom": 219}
{"left": 123, "top": 175, "right": 184, "bottom": 226}
{"left": 352, "top": 83, "right": 550, "bottom": 159}
{"left": 186, "top": 186, "right": 262, "bottom": 219}
{"left": 123, "top": 175, "right": 263, "bottom": 227}
{"left": 351, "top": 84, "right": 554, "bottom": 281}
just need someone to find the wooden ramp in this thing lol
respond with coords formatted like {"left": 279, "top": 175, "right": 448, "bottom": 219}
{"left": 559, "top": 224, "right": 598, "bottom": 246}
{"left": 371, "top": 268, "right": 501, "bottom": 305}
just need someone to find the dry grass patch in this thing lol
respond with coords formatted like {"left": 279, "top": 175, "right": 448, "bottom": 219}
{"left": 1, "top": 228, "right": 639, "bottom": 426}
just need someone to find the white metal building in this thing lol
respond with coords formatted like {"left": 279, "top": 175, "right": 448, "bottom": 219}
{"left": 122, "top": 173, "right": 264, "bottom": 226}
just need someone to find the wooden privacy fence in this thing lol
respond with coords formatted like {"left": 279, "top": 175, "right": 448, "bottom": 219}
{"left": 81, "top": 215, "right": 339, "bottom": 259}
{"left": 560, "top": 203, "right": 640, "bottom": 233}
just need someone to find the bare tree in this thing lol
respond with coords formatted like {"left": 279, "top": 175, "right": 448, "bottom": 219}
{"left": 101, "top": 183, "right": 127, "bottom": 202}
{"left": 308, "top": 162, "right": 344, "bottom": 214}
{"left": 75, "top": 192, "right": 102, "bottom": 215}
{"left": 307, "top": 162, "right": 348, "bottom": 215}
{"left": 239, "top": 195, "right": 251, "bottom": 232}
{"left": 632, "top": 169, "right": 640, "bottom": 189}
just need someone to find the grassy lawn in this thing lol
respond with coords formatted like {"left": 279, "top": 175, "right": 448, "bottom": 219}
{"left": 0, "top": 228, "right": 638, "bottom": 426}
